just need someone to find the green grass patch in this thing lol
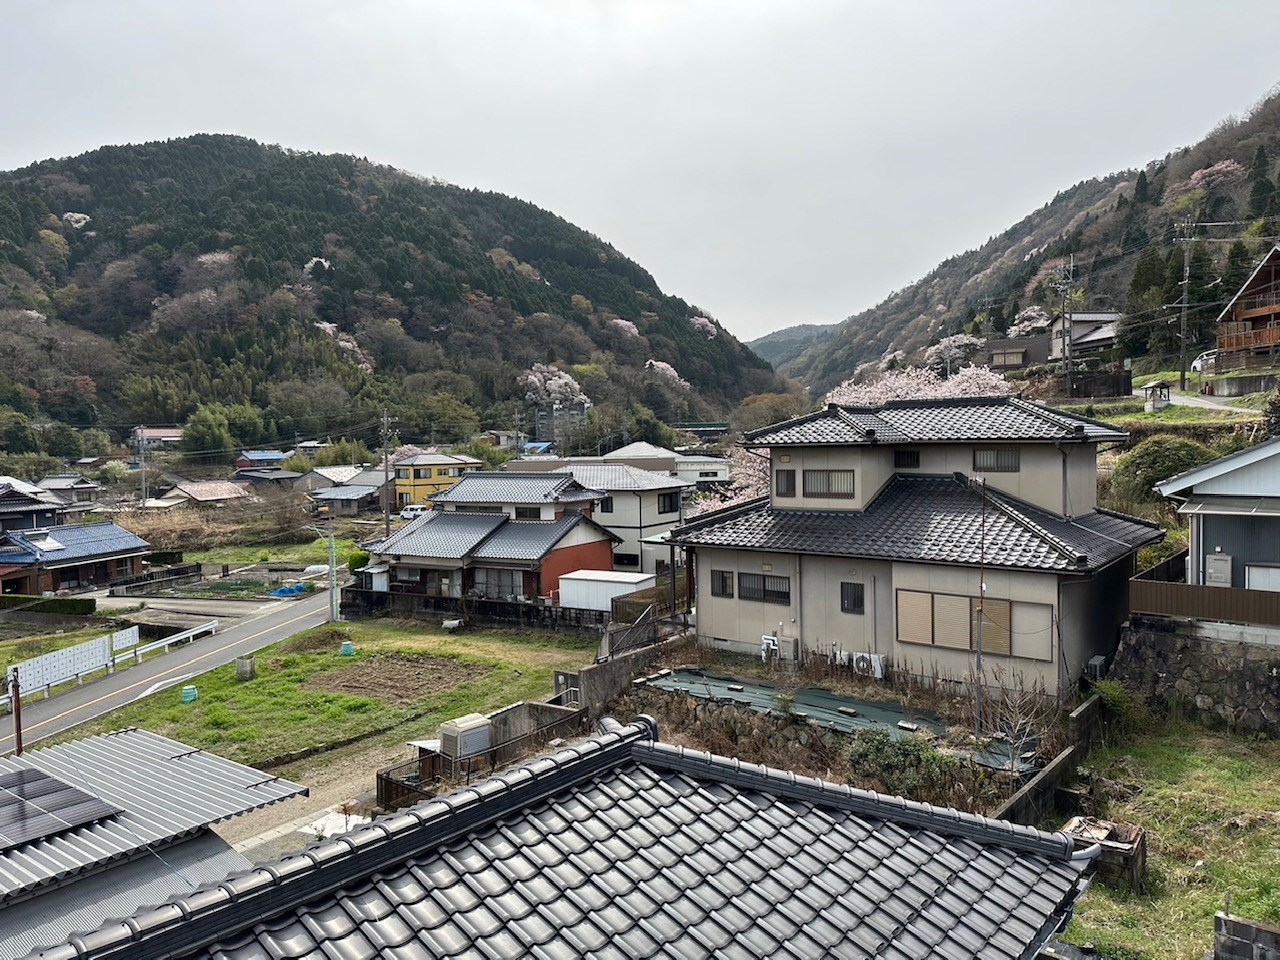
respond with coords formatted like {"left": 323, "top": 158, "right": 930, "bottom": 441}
{"left": 1062, "top": 721, "right": 1280, "bottom": 959}
{"left": 58, "top": 621, "right": 599, "bottom": 766}
{"left": 1112, "top": 405, "right": 1258, "bottom": 426}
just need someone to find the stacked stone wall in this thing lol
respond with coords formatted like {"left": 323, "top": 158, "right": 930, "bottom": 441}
{"left": 1112, "top": 620, "right": 1280, "bottom": 736}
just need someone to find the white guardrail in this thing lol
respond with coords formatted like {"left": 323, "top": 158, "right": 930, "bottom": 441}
{"left": 1, "top": 620, "right": 218, "bottom": 712}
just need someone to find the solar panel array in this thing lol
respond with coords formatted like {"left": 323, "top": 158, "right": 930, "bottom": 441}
{"left": 0, "top": 768, "right": 119, "bottom": 851}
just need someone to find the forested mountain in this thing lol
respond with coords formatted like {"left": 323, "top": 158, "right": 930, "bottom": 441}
{"left": 0, "top": 135, "right": 781, "bottom": 456}
{"left": 767, "top": 88, "right": 1280, "bottom": 393}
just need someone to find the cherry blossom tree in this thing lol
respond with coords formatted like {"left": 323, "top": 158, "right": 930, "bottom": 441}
{"left": 1006, "top": 305, "right": 1051, "bottom": 339}
{"left": 645, "top": 359, "right": 690, "bottom": 389}
{"left": 923, "top": 333, "right": 986, "bottom": 376}
{"left": 689, "top": 315, "right": 718, "bottom": 339}
{"left": 610, "top": 317, "right": 640, "bottom": 338}
{"left": 687, "top": 445, "right": 770, "bottom": 516}
{"left": 825, "top": 365, "right": 1010, "bottom": 406}
{"left": 521, "top": 363, "right": 591, "bottom": 407}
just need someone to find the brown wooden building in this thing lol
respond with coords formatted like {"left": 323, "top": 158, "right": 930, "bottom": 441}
{"left": 1216, "top": 244, "right": 1280, "bottom": 368}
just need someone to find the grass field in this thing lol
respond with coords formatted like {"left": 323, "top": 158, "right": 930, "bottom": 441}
{"left": 59, "top": 620, "right": 600, "bottom": 766}
{"left": 1062, "top": 721, "right": 1280, "bottom": 959}
{"left": 186, "top": 536, "right": 362, "bottom": 567}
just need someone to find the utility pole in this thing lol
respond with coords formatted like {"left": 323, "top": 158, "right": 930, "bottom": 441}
{"left": 1051, "top": 257, "right": 1074, "bottom": 396}
{"left": 327, "top": 516, "right": 338, "bottom": 622}
{"left": 975, "top": 477, "right": 986, "bottom": 739}
{"left": 1178, "top": 221, "right": 1194, "bottom": 391}
{"left": 380, "top": 410, "right": 393, "bottom": 539}
{"left": 137, "top": 426, "right": 149, "bottom": 506}
{"left": 9, "top": 667, "right": 22, "bottom": 755}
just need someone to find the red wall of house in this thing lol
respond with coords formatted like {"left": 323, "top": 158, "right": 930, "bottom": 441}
{"left": 539, "top": 538, "right": 614, "bottom": 599}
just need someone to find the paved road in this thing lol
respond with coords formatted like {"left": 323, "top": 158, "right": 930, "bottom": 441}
{"left": 1, "top": 591, "right": 331, "bottom": 754}
{"left": 1131, "top": 387, "right": 1242, "bottom": 411}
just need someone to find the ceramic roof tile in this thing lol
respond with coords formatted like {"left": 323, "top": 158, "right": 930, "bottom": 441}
{"left": 38, "top": 721, "right": 1096, "bottom": 960}
{"left": 670, "top": 475, "right": 1162, "bottom": 573}
{"left": 746, "top": 396, "right": 1126, "bottom": 447}
{"left": 371, "top": 511, "right": 505, "bottom": 559}
{"left": 430, "top": 472, "right": 599, "bottom": 505}
{"left": 557, "top": 464, "right": 691, "bottom": 492}
{"left": 0, "top": 522, "right": 150, "bottom": 566}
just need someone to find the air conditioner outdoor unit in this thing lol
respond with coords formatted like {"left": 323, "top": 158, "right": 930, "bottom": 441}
{"left": 852, "top": 653, "right": 888, "bottom": 680}
{"left": 1087, "top": 655, "right": 1108, "bottom": 680}
{"left": 439, "top": 713, "right": 491, "bottom": 759}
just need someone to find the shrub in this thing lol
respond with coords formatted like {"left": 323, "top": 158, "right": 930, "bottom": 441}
{"left": 1112, "top": 435, "right": 1214, "bottom": 503}
{"left": 845, "top": 729, "right": 960, "bottom": 801}
{"left": 347, "top": 550, "right": 371, "bottom": 575}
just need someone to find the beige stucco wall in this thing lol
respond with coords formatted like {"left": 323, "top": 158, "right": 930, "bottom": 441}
{"left": 696, "top": 548, "right": 800, "bottom": 659}
{"left": 795, "top": 555, "right": 894, "bottom": 659}
{"left": 768, "top": 442, "right": 1098, "bottom": 517}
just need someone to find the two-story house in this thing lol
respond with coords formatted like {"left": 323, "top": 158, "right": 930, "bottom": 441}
{"left": 0, "top": 478, "right": 67, "bottom": 531}
{"left": 394, "top": 454, "right": 483, "bottom": 507}
{"left": 1214, "top": 243, "right": 1280, "bottom": 370}
{"left": 550, "top": 465, "right": 692, "bottom": 572}
{"left": 670, "top": 396, "right": 1162, "bottom": 697}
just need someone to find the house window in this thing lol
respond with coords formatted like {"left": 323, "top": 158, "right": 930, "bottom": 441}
{"left": 840, "top": 582, "right": 864, "bottom": 615}
{"left": 972, "top": 598, "right": 1012, "bottom": 656}
{"left": 699, "top": 471, "right": 719, "bottom": 478}
{"left": 775, "top": 469, "right": 796, "bottom": 497}
{"left": 739, "top": 572, "right": 791, "bottom": 605}
{"left": 973, "top": 448, "right": 1020, "bottom": 473}
{"left": 895, "top": 590, "right": 1015, "bottom": 657}
{"left": 894, "top": 450, "right": 921, "bottom": 469}
{"left": 515, "top": 506, "right": 541, "bottom": 520}
{"left": 436, "top": 468, "right": 449, "bottom": 477}
{"left": 803, "top": 469, "right": 855, "bottom": 498}
{"left": 711, "top": 570, "right": 734, "bottom": 597}
{"left": 615, "top": 552, "right": 640, "bottom": 567}
{"left": 413, "top": 468, "right": 430, "bottom": 480}
{"left": 658, "top": 491, "right": 680, "bottom": 514}
{"left": 599, "top": 496, "right": 614, "bottom": 513}
{"left": 396, "top": 468, "right": 409, "bottom": 480}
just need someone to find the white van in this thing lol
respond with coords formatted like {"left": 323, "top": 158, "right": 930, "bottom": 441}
{"left": 399, "top": 503, "right": 430, "bottom": 520}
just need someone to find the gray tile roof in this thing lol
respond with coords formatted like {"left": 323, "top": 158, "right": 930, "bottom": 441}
{"left": 0, "top": 523, "right": 150, "bottom": 567}
{"left": 346, "top": 469, "right": 390, "bottom": 489}
{"left": 432, "top": 471, "right": 600, "bottom": 505}
{"left": 33, "top": 719, "right": 1095, "bottom": 960}
{"left": 746, "top": 396, "right": 1127, "bottom": 447}
{"left": 471, "top": 514, "right": 616, "bottom": 562}
{"left": 0, "top": 729, "right": 305, "bottom": 907}
{"left": 672, "top": 476, "right": 1162, "bottom": 573}
{"left": 307, "top": 466, "right": 363, "bottom": 484}
{"left": 558, "top": 464, "right": 692, "bottom": 492}
{"left": 373, "top": 511, "right": 506, "bottom": 559}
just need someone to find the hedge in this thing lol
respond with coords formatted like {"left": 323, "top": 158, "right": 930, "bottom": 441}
{"left": 0, "top": 595, "right": 96, "bottom": 615}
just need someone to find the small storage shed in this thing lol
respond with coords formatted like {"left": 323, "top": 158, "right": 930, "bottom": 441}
{"left": 558, "top": 569, "right": 657, "bottom": 612}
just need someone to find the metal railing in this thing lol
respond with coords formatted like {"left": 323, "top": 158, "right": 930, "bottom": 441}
{"left": 1, "top": 620, "right": 218, "bottom": 711}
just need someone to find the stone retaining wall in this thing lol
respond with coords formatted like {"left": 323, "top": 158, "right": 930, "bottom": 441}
{"left": 1112, "top": 621, "right": 1280, "bottom": 737}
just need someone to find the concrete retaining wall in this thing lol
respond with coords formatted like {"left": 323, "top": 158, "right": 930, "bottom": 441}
{"left": 1215, "top": 912, "right": 1280, "bottom": 959}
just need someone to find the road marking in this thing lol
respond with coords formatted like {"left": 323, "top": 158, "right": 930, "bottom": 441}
{"left": 136, "top": 672, "right": 194, "bottom": 701}
{"left": 1, "top": 604, "right": 325, "bottom": 744}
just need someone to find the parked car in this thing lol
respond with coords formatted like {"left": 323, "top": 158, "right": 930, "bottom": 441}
{"left": 1191, "top": 349, "right": 1218, "bottom": 372}
{"left": 399, "top": 503, "right": 430, "bottom": 520}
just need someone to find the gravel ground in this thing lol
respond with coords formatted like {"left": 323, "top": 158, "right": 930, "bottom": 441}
{"left": 213, "top": 727, "right": 419, "bottom": 861}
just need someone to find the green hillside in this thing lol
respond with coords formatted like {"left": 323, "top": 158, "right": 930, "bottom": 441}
{"left": 775, "top": 89, "right": 1280, "bottom": 393}
{"left": 0, "top": 135, "right": 781, "bottom": 454}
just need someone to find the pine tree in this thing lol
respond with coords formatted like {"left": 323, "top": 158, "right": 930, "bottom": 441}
{"left": 1249, "top": 177, "right": 1275, "bottom": 217}
{"left": 1223, "top": 240, "right": 1253, "bottom": 294}
{"left": 1253, "top": 144, "right": 1270, "bottom": 180}
{"left": 1133, "top": 170, "right": 1150, "bottom": 203}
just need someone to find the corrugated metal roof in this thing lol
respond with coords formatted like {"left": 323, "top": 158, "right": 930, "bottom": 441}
{"left": 602, "top": 440, "right": 676, "bottom": 459}
{"left": 308, "top": 466, "right": 362, "bottom": 484}
{"left": 308, "top": 485, "right": 378, "bottom": 501}
{"left": 0, "top": 830, "right": 251, "bottom": 960}
{"left": 0, "top": 729, "right": 305, "bottom": 905}
{"left": 165, "top": 481, "right": 248, "bottom": 502}
{"left": 373, "top": 511, "right": 505, "bottom": 559}
{"left": 37, "top": 720, "right": 1095, "bottom": 960}
{"left": 559, "top": 464, "right": 692, "bottom": 492}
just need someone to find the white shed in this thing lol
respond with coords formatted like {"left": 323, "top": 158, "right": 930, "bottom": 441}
{"left": 558, "top": 569, "right": 657, "bottom": 612}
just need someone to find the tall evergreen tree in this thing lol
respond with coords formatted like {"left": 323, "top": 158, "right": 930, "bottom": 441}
{"left": 1133, "top": 170, "right": 1150, "bottom": 203}
{"left": 1252, "top": 144, "right": 1270, "bottom": 179}
{"left": 1249, "top": 177, "right": 1275, "bottom": 217}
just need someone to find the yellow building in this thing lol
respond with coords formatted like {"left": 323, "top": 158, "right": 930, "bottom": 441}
{"left": 394, "top": 454, "right": 483, "bottom": 506}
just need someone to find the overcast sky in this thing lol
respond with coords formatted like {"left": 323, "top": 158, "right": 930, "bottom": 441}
{"left": 5, "top": 1, "right": 1279, "bottom": 342}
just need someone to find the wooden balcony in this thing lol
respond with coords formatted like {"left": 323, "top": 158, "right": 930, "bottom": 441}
{"left": 1217, "top": 325, "right": 1280, "bottom": 353}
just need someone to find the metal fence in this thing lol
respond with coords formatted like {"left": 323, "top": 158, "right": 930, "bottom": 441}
{"left": 0, "top": 620, "right": 218, "bottom": 712}
{"left": 341, "top": 588, "right": 609, "bottom": 633}
{"left": 611, "top": 572, "right": 688, "bottom": 624}
{"left": 1130, "top": 579, "right": 1280, "bottom": 628}
{"left": 109, "top": 563, "right": 203, "bottom": 595}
